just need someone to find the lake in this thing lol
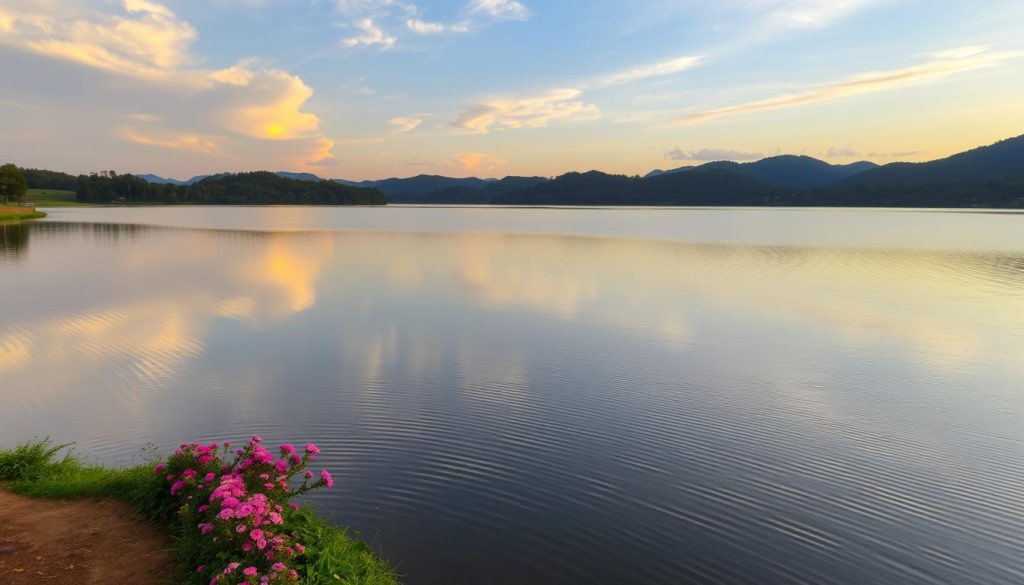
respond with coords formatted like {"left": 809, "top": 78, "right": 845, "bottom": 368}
{"left": 2, "top": 206, "right": 1023, "bottom": 584}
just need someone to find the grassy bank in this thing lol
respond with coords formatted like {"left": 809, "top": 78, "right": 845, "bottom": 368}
{"left": 0, "top": 207, "right": 47, "bottom": 221}
{"left": 26, "top": 188, "right": 89, "bottom": 206}
{"left": 0, "top": 440, "right": 397, "bottom": 585}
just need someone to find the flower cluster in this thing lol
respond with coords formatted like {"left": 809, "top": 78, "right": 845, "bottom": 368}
{"left": 156, "top": 436, "right": 334, "bottom": 584}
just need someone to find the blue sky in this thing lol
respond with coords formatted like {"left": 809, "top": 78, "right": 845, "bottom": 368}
{"left": 1, "top": 0, "right": 1023, "bottom": 179}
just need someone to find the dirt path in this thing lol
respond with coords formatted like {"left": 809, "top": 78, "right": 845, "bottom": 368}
{"left": 0, "top": 490, "right": 175, "bottom": 584}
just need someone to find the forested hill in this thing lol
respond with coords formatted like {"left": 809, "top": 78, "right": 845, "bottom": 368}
{"left": 75, "top": 171, "right": 385, "bottom": 205}
{"left": 494, "top": 169, "right": 780, "bottom": 206}
{"left": 839, "top": 135, "right": 1024, "bottom": 186}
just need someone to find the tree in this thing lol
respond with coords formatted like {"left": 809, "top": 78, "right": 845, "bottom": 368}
{"left": 0, "top": 164, "right": 28, "bottom": 206}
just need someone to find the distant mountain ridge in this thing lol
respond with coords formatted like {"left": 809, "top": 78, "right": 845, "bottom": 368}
{"left": 43, "top": 133, "right": 1024, "bottom": 208}
{"left": 839, "top": 135, "right": 1024, "bottom": 186}
{"left": 645, "top": 156, "right": 879, "bottom": 188}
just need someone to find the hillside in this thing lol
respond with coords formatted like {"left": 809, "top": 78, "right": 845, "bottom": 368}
{"left": 76, "top": 171, "right": 385, "bottom": 205}
{"left": 336, "top": 174, "right": 489, "bottom": 195}
{"left": 647, "top": 156, "right": 878, "bottom": 188}
{"left": 841, "top": 135, "right": 1024, "bottom": 186}
{"left": 494, "top": 169, "right": 779, "bottom": 206}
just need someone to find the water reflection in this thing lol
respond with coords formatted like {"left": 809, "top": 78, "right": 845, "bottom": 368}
{"left": 2, "top": 217, "right": 1024, "bottom": 584}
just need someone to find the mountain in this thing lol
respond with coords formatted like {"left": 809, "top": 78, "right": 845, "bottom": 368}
{"left": 137, "top": 174, "right": 190, "bottom": 186}
{"left": 643, "top": 157, "right": 878, "bottom": 187}
{"left": 332, "top": 174, "right": 548, "bottom": 203}
{"left": 78, "top": 171, "right": 385, "bottom": 205}
{"left": 839, "top": 135, "right": 1024, "bottom": 186}
{"left": 334, "top": 174, "right": 488, "bottom": 195}
{"left": 493, "top": 169, "right": 778, "bottom": 206}
{"left": 275, "top": 172, "right": 322, "bottom": 182}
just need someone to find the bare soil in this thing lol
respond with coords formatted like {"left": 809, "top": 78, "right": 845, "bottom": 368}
{"left": 0, "top": 490, "right": 175, "bottom": 584}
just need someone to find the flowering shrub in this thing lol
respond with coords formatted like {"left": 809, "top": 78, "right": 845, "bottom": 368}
{"left": 156, "top": 436, "right": 334, "bottom": 584}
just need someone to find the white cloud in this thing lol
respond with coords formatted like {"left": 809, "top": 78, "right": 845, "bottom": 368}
{"left": 452, "top": 89, "right": 600, "bottom": 134}
{"left": 389, "top": 116, "right": 423, "bottom": 133}
{"left": 449, "top": 52, "right": 703, "bottom": 134}
{"left": 596, "top": 55, "right": 704, "bottom": 88}
{"left": 406, "top": 18, "right": 470, "bottom": 34}
{"left": 826, "top": 145, "right": 858, "bottom": 157}
{"left": 467, "top": 0, "right": 531, "bottom": 21}
{"left": 0, "top": 0, "right": 196, "bottom": 78}
{"left": 342, "top": 18, "right": 396, "bottom": 48}
{"left": 666, "top": 148, "right": 763, "bottom": 161}
{"left": 0, "top": 1, "right": 337, "bottom": 172}
{"left": 673, "top": 46, "right": 1024, "bottom": 125}
{"left": 757, "top": 0, "right": 880, "bottom": 30}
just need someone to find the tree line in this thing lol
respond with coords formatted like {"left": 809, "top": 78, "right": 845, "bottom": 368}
{"left": 75, "top": 171, "right": 386, "bottom": 205}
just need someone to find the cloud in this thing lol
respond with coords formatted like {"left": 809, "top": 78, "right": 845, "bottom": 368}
{"left": 450, "top": 152, "right": 508, "bottom": 174}
{"left": 446, "top": 51, "right": 703, "bottom": 134}
{"left": 468, "top": 0, "right": 531, "bottom": 21}
{"left": 757, "top": 0, "right": 880, "bottom": 30}
{"left": 826, "top": 145, "right": 858, "bottom": 157}
{"left": 406, "top": 18, "right": 470, "bottom": 34}
{"left": 342, "top": 18, "right": 396, "bottom": 48}
{"left": 665, "top": 148, "right": 763, "bottom": 162}
{"left": 452, "top": 89, "right": 600, "bottom": 134}
{"left": 389, "top": 116, "right": 423, "bottom": 134}
{"left": 122, "top": 127, "right": 221, "bottom": 153}
{"left": 673, "top": 46, "right": 1024, "bottom": 125}
{"left": 0, "top": 0, "right": 196, "bottom": 78}
{"left": 0, "top": 1, "right": 336, "bottom": 173}
{"left": 596, "top": 55, "right": 704, "bottom": 88}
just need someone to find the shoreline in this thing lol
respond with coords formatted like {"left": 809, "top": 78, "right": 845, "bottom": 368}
{"left": 0, "top": 207, "right": 47, "bottom": 221}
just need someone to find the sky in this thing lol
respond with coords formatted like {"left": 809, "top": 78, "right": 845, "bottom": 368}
{"left": 1, "top": 0, "right": 1023, "bottom": 180}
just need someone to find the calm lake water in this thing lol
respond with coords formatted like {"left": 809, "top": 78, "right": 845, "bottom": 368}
{"left": 3, "top": 206, "right": 1024, "bottom": 584}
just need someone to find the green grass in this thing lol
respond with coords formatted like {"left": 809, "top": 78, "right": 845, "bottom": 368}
{"left": 0, "top": 439, "right": 399, "bottom": 585}
{"left": 26, "top": 188, "right": 90, "bottom": 206}
{"left": 0, "top": 210, "right": 47, "bottom": 221}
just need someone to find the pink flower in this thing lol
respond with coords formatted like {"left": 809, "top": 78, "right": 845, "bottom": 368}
{"left": 320, "top": 470, "right": 334, "bottom": 488}
{"left": 289, "top": 503, "right": 300, "bottom": 511}
{"left": 196, "top": 565, "right": 205, "bottom": 573}
{"left": 274, "top": 460, "right": 288, "bottom": 473}
{"left": 217, "top": 508, "right": 234, "bottom": 520}
{"left": 294, "top": 543, "right": 305, "bottom": 554}
{"left": 236, "top": 524, "right": 247, "bottom": 533}
{"left": 153, "top": 463, "right": 167, "bottom": 474}
{"left": 304, "top": 471, "right": 313, "bottom": 479}
{"left": 271, "top": 562, "right": 286, "bottom": 572}
{"left": 204, "top": 472, "right": 215, "bottom": 483}
{"left": 199, "top": 523, "right": 214, "bottom": 535}
{"left": 170, "top": 480, "right": 186, "bottom": 495}
{"left": 183, "top": 469, "right": 197, "bottom": 479}
{"left": 243, "top": 566, "right": 258, "bottom": 576}
{"left": 250, "top": 529, "right": 264, "bottom": 541}
{"left": 198, "top": 505, "right": 209, "bottom": 513}
{"left": 289, "top": 453, "right": 302, "bottom": 465}
{"left": 304, "top": 443, "right": 320, "bottom": 456}
{"left": 279, "top": 444, "right": 296, "bottom": 454}
{"left": 251, "top": 435, "right": 263, "bottom": 444}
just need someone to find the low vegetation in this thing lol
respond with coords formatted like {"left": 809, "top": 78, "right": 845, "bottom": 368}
{"left": 0, "top": 439, "right": 397, "bottom": 585}
{"left": 76, "top": 171, "right": 386, "bottom": 206}
{"left": 0, "top": 207, "right": 46, "bottom": 221}
{"left": 27, "top": 188, "right": 87, "bottom": 206}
